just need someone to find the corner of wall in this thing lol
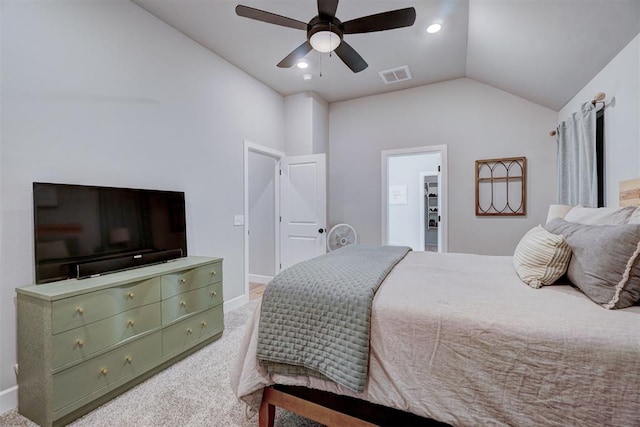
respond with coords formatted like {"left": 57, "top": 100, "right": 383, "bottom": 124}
{"left": 311, "top": 95, "right": 329, "bottom": 156}
{"left": 0, "top": 385, "right": 18, "bottom": 415}
{"left": 284, "top": 91, "right": 330, "bottom": 156}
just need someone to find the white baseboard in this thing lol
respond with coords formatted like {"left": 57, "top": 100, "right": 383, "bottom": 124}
{"left": 0, "top": 385, "right": 17, "bottom": 415}
{"left": 223, "top": 294, "right": 249, "bottom": 313}
{"left": 248, "top": 274, "right": 272, "bottom": 284}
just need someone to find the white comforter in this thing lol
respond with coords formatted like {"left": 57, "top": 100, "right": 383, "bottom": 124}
{"left": 231, "top": 251, "right": 640, "bottom": 426}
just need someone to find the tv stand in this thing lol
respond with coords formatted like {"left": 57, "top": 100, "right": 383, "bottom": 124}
{"left": 16, "top": 256, "right": 223, "bottom": 427}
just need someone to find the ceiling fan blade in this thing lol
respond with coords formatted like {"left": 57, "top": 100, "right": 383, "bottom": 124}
{"left": 342, "top": 7, "right": 416, "bottom": 34}
{"left": 334, "top": 41, "right": 368, "bottom": 73}
{"left": 277, "top": 41, "right": 313, "bottom": 68}
{"left": 317, "top": 0, "right": 339, "bottom": 18}
{"left": 236, "top": 5, "right": 307, "bottom": 30}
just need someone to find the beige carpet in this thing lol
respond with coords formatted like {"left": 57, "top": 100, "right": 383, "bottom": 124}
{"left": 0, "top": 300, "right": 322, "bottom": 427}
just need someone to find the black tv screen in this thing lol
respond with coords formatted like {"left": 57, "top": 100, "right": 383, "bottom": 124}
{"left": 33, "top": 182, "right": 187, "bottom": 283}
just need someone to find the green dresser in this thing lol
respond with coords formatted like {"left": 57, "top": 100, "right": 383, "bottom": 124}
{"left": 16, "top": 256, "right": 223, "bottom": 427}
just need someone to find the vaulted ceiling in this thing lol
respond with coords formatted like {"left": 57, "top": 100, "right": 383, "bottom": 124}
{"left": 132, "top": 0, "right": 640, "bottom": 111}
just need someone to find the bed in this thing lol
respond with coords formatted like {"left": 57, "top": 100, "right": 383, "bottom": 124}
{"left": 231, "top": 205, "right": 640, "bottom": 427}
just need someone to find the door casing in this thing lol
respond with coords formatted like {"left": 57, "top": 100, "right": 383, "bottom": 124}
{"left": 243, "top": 141, "right": 284, "bottom": 305}
{"left": 381, "top": 145, "right": 448, "bottom": 252}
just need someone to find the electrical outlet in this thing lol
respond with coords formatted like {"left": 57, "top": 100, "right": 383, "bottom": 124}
{"left": 233, "top": 215, "right": 245, "bottom": 226}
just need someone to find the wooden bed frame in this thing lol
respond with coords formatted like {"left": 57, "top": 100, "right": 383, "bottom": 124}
{"left": 259, "top": 385, "right": 449, "bottom": 427}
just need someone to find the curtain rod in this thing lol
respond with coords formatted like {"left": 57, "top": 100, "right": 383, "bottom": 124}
{"left": 549, "top": 92, "right": 606, "bottom": 137}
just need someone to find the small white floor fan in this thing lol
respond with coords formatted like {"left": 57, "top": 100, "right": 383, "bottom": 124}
{"left": 327, "top": 224, "right": 358, "bottom": 251}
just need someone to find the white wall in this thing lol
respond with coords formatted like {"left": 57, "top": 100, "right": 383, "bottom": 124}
{"left": 558, "top": 34, "right": 640, "bottom": 205}
{"left": 329, "top": 78, "right": 558, "bottom": 255}
{"left": 248, "top": 151, "right": 276, "bottom": 277}
{"left": 284, "top": 91, "right": 329, "bottom": 156}
{"left": 0, "top": 0, "right": 284, "bottom": 405}
{"left": 387, "top": 153, "right": 439, "bottom": 250}
{"left": 312, "top": 95, "right": 329, "bottom": 155}
{"left": 0, "top": 0, "right": 7, "bottom": 413}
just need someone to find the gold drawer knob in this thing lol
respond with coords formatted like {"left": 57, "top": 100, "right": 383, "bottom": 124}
{"left": 100, "top": 368, "right": 108, "bottom": 376}
{"left": 128, "top": 319, "right": 135, "bottom": 327}
{"left": 125, "top": 356, "right": 132, "bottom": 364}
{"left": 210, "top": 291, "right": 217, "bottom": 297}
{"left": 180, "top": 278, "right": 187, "bottom": 284}
{"left": 76, "top": 339, "right": 84, "bottom": 347}
{"left": 128, "top": 292, "right": 135, "bottom": 299}
{"left": 76, "top": 307, "right": 84, "bottom": 315}
{"left": 180, "top": 301, "right": 186, "bottom": 308}
{"left": 201, "top": 321, "right": 207, "bottom": 328}
{"left": 186, "top": 328, "right": 193, "bottom": 335}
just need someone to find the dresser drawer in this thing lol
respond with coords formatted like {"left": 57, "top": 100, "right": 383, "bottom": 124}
{"left": 161, "top": 282, "right": 223, "bottom": 325}
{"left": 52, "top": 303, "right": 161, "bottom": 370}
{"left": 162, "top": 306, "right": 223, "bottom": 358}
{"left": 52, "top": 331, "right": 162, "bottom": 411}
{"left": 52, "top": 277, "right": 161, "bottom": 334}
{"left": 161, "top": 262, "right": 222, "bottom": 299}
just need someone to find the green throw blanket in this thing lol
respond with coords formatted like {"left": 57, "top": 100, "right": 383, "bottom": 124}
{"left": 256, "top": 244, "right": 411, "bottom": 392}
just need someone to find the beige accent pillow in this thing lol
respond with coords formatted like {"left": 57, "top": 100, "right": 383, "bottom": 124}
{"left": 513, "top": 225, "right": 572, "bottom": 289}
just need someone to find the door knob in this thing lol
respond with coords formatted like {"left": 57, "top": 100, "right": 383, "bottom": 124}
{"left": 318, "top": 228, "right": 326, "bottom": 234}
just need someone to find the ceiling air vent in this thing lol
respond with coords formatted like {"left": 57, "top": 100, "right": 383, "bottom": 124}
{"left": 379, "top": 66, "right": 413, "bottom": 84}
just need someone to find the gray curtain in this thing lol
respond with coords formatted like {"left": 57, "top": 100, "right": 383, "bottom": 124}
{"left": 557, "top": 101, "right": 598, "bottom": 207}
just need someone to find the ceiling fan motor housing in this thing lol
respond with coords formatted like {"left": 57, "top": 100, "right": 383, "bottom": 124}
{"left": 308, "top": 16, "right": 344, "bottom": 40}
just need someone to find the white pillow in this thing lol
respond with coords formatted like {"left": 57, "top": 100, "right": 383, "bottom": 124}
{"left": 513, "top": 225, "right": 571, "bottom": 289}
{"left": 627, "top": 207, "right": 640, "bottom": 224}
{"left": 564, "top": 205, "right": 636, "bottom": 225}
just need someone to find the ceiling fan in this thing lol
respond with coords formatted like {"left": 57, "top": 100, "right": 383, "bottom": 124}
{"left": 235, "top": 0, "right": 416, "bottom": 73}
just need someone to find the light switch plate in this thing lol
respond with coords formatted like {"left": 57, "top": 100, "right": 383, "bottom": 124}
{"left": 234, "top": 215, "right": 245, "bottom": 226}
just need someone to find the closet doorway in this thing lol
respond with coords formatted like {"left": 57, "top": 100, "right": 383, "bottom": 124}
{"left": 420, "top": 172, "right": 440, "bottom": 251}
{"left": 381, "top": 145, "right": 448, "bottom": 252}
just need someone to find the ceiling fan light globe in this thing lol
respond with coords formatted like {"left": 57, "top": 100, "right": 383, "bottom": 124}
{"left": 310, "top": 30, "right": 341, "bottom": 53}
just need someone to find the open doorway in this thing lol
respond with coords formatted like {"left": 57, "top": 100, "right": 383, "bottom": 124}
{"left": 420, "top": 172, "right": 440, "bottom": 251}
{"left": 243, "top": 141, "right": 284, "bottom": 304}
{"left": 243, "top": 143, "right": 327, "bottom": 304}
{"left": 381, "top": 145, "right": 448, "bottom": 252}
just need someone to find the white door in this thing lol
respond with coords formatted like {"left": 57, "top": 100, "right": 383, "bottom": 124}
{"left": 280, "top": 154, "right": 327, "bottom": 271}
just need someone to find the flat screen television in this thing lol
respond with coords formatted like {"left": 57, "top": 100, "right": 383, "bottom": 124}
{"left": 33, "top": 182, "right": 187, "bottom": 284}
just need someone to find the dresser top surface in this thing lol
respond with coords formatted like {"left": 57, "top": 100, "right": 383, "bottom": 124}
{"left": 17, "top": 256, "right": 222, "bottom": 301}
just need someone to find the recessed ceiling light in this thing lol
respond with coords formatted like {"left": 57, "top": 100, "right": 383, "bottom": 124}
{"left": 297, "top": 60, "right": 309, "bottom": 69}
{"left": 426, "top": 23, "right": 442, "bottom": 34}
{"left": 302, "top": 73, "right": 313, "bottom": 81}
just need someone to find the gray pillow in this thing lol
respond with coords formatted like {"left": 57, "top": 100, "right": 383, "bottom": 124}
{"left": 545, "top": 218, "right": 640, "bottom": 309}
